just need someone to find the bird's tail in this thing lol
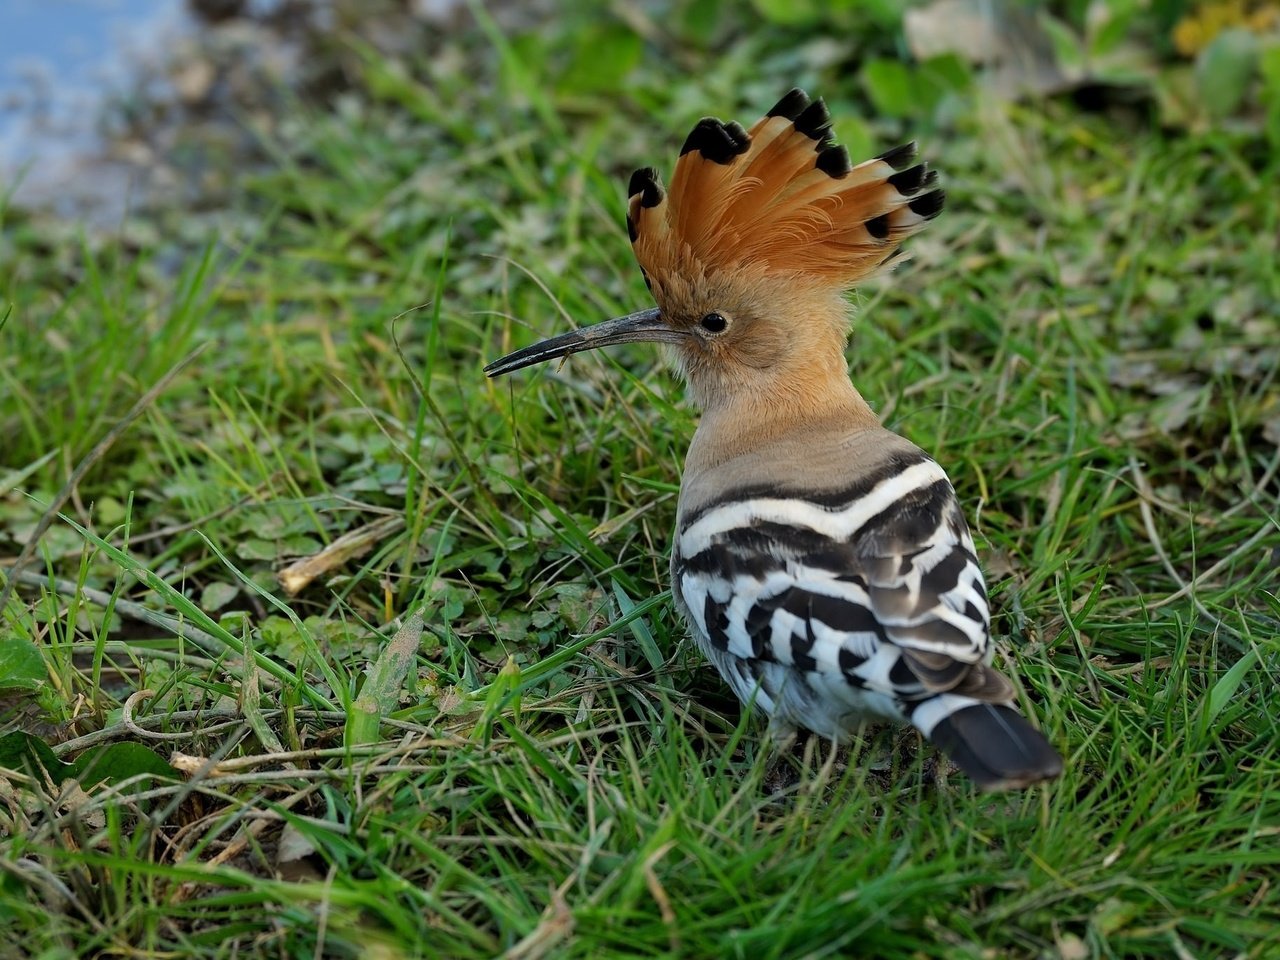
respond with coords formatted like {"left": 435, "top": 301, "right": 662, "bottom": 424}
{"left": 911, "top": 696, "right": 1063, "bottom": 791}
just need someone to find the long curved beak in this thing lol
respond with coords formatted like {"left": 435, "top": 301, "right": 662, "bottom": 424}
{"left": 484, "top": 307, "right": 685, "bottom": 378}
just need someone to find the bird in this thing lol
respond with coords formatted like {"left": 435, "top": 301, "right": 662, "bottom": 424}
{"left": 484, "top": 88, "right": 1063, "bottom": 791}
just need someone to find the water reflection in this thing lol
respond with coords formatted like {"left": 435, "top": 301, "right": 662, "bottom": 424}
{"left": 0, "top": 0, "right": 174, "bottom": 216}
{"left": 1, "top": 0, "right": 474, "bottom": 224}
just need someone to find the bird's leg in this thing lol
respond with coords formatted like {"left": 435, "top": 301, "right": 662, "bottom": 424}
{"left": 761, "top": 716, "right": 803, "bottom": 797}
{"left": 766, "top": 715, "right": 799, "bottom": 755}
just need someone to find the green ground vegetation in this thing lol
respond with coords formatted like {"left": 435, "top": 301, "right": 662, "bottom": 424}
{"left": 1, "top": 3, "right": 1278, "bottom": 957}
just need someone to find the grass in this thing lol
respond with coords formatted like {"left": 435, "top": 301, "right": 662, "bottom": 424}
{"left": 2, "top": 8, "right": 1279, "bottom": 958}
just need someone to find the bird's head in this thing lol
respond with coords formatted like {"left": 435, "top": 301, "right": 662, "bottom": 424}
{"left": 485, "top": 89, "right": 944, "bottom": 410}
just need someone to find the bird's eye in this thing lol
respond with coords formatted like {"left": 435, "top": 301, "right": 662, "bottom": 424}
{"left": 699, "top": 312, "right": 729, "bottom": 334}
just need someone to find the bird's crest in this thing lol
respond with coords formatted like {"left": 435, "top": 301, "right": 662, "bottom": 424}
{"left": 626, "top": 88, "right": 943, "bottom": 291}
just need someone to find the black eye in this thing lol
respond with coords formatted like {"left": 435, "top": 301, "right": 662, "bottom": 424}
{"left": 700, "top": 312, "right": 728, "bottom": 334}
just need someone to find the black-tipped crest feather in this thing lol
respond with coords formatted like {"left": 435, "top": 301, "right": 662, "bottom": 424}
{"left": 628, "top": 167, "right": 664, "bottom": 207}
{"left": 909, "top": 189, "right": 946, "bottom": 219}
{"left": 627, "top": 167, "right": 665, "bottom": 208}
{"left": 865, "top": 214, "right": 891, "bottom": 241}
{"left": 681, "top": 118, "right": 751, "bottom": 163}
{"left": 887, "top": 163, "right": 929, "bottom": 195}
{"left": 767, "top": 87, "right": 811, "bottom": 120}
{"left": 794, "top": 99, "right": 832, "bottom": 142}
{"left": 816, "top": 144, "right": 851, "bottom": 178}
{"left": 876, "top": 142, "right": 918, "bottom": 170}
{"left": 626, "top": 89, "right": 946, "bottom": 288}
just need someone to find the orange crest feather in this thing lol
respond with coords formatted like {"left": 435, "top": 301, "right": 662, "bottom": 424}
{"left": 626, "top": 89, "right": 944, "bottom": 290}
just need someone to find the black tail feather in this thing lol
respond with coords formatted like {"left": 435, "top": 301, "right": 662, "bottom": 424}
{"left": 929, "top": 703, "right": 1063, "bottom": 791}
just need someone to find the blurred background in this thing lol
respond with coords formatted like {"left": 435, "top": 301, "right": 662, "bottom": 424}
{"left": 3, "top": 0, "right": 1277, "bottom": 222}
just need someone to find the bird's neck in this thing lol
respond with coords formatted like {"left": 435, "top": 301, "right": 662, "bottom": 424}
{"left": 684, "top": 357, "right": 880, "bottom": 478}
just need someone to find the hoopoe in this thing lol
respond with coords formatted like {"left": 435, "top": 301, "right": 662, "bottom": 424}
{"left": 486, "top": 89, "right": 1063, "bottom": 791}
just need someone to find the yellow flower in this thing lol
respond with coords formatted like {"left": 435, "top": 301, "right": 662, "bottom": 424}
{"left": 1172, "top": 0, "right": 1277, "bottom": 56}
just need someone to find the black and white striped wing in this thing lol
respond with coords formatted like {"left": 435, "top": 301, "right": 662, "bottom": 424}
{"left": 675, "top": 455, "right": 996, "bottom": 702}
